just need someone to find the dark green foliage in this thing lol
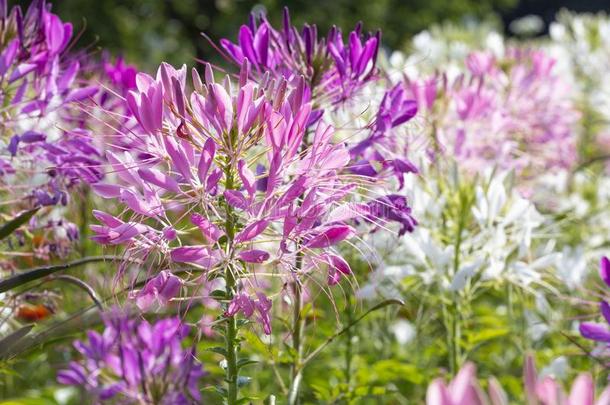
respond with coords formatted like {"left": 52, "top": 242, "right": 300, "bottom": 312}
{"left": 18, "top": 0, "right": 516, "bottom": 69}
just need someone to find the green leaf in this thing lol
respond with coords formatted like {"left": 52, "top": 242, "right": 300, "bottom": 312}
{"left": 236, "top": 397, "right": 257, "bottom": 405}
{"left": 210, "top": 289, "right": 228, "bottom": 300}
{"left": 467, "top": 328, "right": 509, "bottom": 345}
{"left": 214, "top": 386, "right": 228, "bottom": 398}
{"left": 0, "top": 207, "right": 39, "bottom": 241}
{"left": 236, "top": 319, "right": 250, "bottom": 328}
{"left": 236, "top": 397, "right": 258, "bottom": 404}
{"left": 0, "top": 256, "right": 117, "bottom": 293}
{"left": 0, "top": 324, "right": 34, "bottom": 359}
{"left": 236, "top": 358, "right": 258, "bottom": 369}
{"left": 207, "top": 346, "right": 228, "bottom": 357}
{"left": 2, "top": 304, "right": 102, "bottom": 359}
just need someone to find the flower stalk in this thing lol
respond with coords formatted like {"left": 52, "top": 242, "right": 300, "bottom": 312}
{"left": 288, "top": 257, "right": 305, "bottom": 405}
{"left": 222, "top": 150, "right": 241, "bottom": 404}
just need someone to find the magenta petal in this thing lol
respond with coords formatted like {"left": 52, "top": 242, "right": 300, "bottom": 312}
{"left": 580, "top": 322, "right": 610, "bottom": 342}
{"left": 224, "top": 190, "right": 248, "bottom": 210}
{"left": 536, "top": 377, "right": 563, "bottom": 405}
{"left": 220, "top": 38, "right": 244, "bottom": 63}
{"left": 448, "top": 363, "right": 483, "bottom": 405}
{"left": 197, "top": 138, "right": 216, "bottom": 184}
{"left": 162, "top": 226, "right": 177, "bottom": 241}
{"left": 306, "top": 225, "right": 354, "bottom": 248}
{"left": 426, "top": 379, "right": 452, "bottom": 405}
{"left": 238, "top": 160, "right": 256, "bottom": 196}
{"left": 238, "top": 249, "right": 270, "bottom": 263}
{"left": 171, "top": 246, "right": 210, "bottom": 263}
{"left": 164, "top": 137, "right": 192, "bottom": 182}
{"left": 601, "top": 301, "right": 610, "bottom": 325}
{"left": 206, "top": 168, "right": 224, "bottom": 194}
{"left": 138, "top": 168, "right": 180, "bottom": 193}
{"left": 327, "top": 267, "right": 341, "bottom": 285}
{"left": 119, "top": 189, "right": 156, "bottom": 217}
{"left": 569, "top": 374, "right": 594, "bottom": 405}
{"left": 524, "top": 354, "right": 538, "bottom": 404}
{"left": 238, "top": 25, "right": 257, "bottom": 63}
{"left": 110, "top": 222, "right": 146, "bottom": 244}
{"left": 65, "top": 86, "right": 98, "bottom": 102}
{"left": 234, "top": 220, "right": 269, "bottom": 244}
{"left": 9, "top": 63, "right": 36, "bottom": 83}
{"left": 92, "top": 183, "right": 123, "bottom": 198}
{"left": 191, "top": 213, "right": 223, "bottom": 242}
{"left": 600, "top": 256, "right": 610, "bottom": 287}
{"left": 135, "top": 270, "right": 182, "bottom": 310}
{"left": 327, "top": 254, "right": 351, "bottom": 275}
{"left": 92, "top": 210, "right": 123, "bottom": 227}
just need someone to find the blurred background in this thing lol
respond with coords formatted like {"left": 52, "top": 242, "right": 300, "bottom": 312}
{"left": 16, "top": 0, "right": 610, "bottom": 70}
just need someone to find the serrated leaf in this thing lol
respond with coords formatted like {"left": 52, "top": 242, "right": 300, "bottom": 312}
{"left": 0, "top": 207, "right": 39, "bottom": 241}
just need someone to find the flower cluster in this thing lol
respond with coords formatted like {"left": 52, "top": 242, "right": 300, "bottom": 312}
{"left": 426, "top": 358, "right": 610, "bottom": 405}
{"left": 0, "top": 1, "right": 140, "bottom": 264}
{"left": 0, "top": 0, "right": 101, "bottom": 203}
{"left": 401, "top": 47, "right": 579, "bottom": 179}
{"left": 220, "top": 8, "right": 380, "bottom": 105}
{"left": 358, "top": 169, "right": 559, "bottom": 300}
{"left": 58, "top": 312, "right": 205, "bottom": 404}
{"left": 90, "top": 60, "right": 364, "bottom": 333}
{"left": 549, "top": 11, "right": 610, "bottom": 169}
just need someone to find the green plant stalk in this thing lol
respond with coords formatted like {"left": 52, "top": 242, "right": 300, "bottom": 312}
{"left": 287, "top": 167, "right": 307, "bottom": 405}
{"left": 448, "top": 186, "right": 469, "bottom": 375}
{"left": 225, "top": 265, "right": 239, "bottom": 405}
{"left": 450, "top": 294, "right": 460, "bottom": 376}
{"left": 223, "top": 154, "right": 240, "bottom": 405}
{"left": 288, "top": 253, "right": 304, "bottom": 405}
{"left": 343, "top": 298, "right": 354, "bottom": 391}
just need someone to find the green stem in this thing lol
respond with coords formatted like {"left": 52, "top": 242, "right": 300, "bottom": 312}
{"left": 225, "top": 265, "right": 239, "bottom": 405}
{"left": 450, "top": 295, "right": 460, "bottom": 375}
{"left": 344, "top": 299, "right": 354, "bottom": 390}
{"left": 288, "top": 256, "right": 304, "bottom": 405}
{"left": 448, "top": 186, "right": 469, "bottom": 375}
{"left": 222, "top": 154, "right": 240, "bottom": 405}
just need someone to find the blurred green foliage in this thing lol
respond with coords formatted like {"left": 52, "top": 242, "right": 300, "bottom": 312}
{"left": 22, "top": 0, "right": 517, "bottom": 69}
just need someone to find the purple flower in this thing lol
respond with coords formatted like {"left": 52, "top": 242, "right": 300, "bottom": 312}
{"left": 305, "top": 225, "right": 354, "bottom": 249}
{"left": 408, "top": 48, "right": 579, "bottom": 178}
{"left": 0, "top": 1, "right": 143, "bottom": 263}
{"left": 600, "top": 256, "right": 610, "bottom": 288}
{"left": 364, "top": 194, "right": 417, "bottom": 235}
{"left": 89, "top": 60, "right": 363, "bottom": 338}
{"left": 131, "top": 270, "right": 183, "bottom": 310}
{"left": 226, "top": 292, "right": 272, "bottom": 334}
{"left": 220, "top": 8, "right": 380, "bottom": 105}
{"left": 238, "top": 249, "right": 270, "bottom": 263}
{"left": 349, "top": 84, "right": 419, "bottom": 186}
{"left": 427, "top": 358, "right": 610, "bottom": 405}
{"left": 580, "top": 257, "right": 610, "bottom": 346}
{"left": 58, "top": 312, "right": 205, "bottom": 403}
